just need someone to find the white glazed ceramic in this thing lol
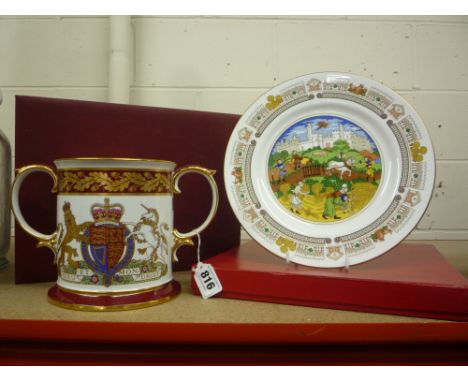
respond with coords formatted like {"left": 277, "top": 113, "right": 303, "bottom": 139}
{"left": 224, "top": 72, "right": 435, "bottom": 268}
{"left": 11, "top": 158, "right": 218, "bottom": 308}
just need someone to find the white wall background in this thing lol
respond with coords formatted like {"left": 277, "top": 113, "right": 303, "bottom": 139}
{"left": 0, "top": 15, "right": 467, "bottom": 240}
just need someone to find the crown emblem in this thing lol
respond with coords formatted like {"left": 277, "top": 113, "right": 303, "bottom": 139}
{"left": 90, "top": 198, "right": 124, "bottom": 226}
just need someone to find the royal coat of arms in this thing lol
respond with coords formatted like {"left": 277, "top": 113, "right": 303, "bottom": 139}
{"left": 57, "top": 197, "right": 170, "bottom": 287}
{"left": 80, "top": 198, "right": 135, "bottom": 286}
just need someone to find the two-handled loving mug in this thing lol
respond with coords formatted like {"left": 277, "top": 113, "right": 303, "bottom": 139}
{"left": 11, "top": 158, "right": 218, "bottom": 311}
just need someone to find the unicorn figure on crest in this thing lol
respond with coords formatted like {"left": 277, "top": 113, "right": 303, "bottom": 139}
{"left": 125, "top": 205, "right": 170, "bottom": 264}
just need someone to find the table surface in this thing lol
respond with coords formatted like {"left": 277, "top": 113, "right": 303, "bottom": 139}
{"left": 1, "top": 240, "right": 467, "bottom": 365}
{"left": 1, "top": 239, "right": 466, "bottom": 324}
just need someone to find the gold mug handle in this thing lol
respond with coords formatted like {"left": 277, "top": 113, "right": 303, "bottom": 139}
{"left": 11, "top": 165, "right": 62, "bottom": 259}
{"left": 171, "top": 165, "right": 219, "bottom": 261}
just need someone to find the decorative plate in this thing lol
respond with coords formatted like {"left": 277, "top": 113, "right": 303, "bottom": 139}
{"left": 224, "top": 72, "right": 435, "bottom": 268}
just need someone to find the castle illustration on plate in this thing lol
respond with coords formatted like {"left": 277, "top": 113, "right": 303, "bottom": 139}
{"left": 268, "top": 115, "right": 382, "bottom": 223}
{"left": 273, "top": 117, "right": 373, "bottom": 155}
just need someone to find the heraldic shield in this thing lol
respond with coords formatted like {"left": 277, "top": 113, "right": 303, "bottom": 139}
{"left": 81, "top": 198, "right": 135, "bottom": 286}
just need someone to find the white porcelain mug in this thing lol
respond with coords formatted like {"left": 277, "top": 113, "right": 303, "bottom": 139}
{"left": 11, "top": 158, "right": 218, "bottom": 311}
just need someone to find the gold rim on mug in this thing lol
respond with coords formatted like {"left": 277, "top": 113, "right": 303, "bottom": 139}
{"left": 55, "top": 157, "right": 177, "bottom": 166}
{"left": 47, "top": 294, "right": 177, "bottom": 312}
{"left": 57, "top": 282, "right": 170, "bottom": 297}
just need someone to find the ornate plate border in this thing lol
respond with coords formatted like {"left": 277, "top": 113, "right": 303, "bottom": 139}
{"left": 224, "top": 72, "right": 435, "bottom": 267}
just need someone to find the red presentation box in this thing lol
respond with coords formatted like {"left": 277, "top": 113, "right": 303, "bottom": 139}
{"left": 192, "top": 241, "right": 468, "bottom": 321}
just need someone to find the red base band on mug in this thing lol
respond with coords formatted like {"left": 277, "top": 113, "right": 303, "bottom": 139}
{"left": 47, "top": 280, "right": 181, "bottom": 312}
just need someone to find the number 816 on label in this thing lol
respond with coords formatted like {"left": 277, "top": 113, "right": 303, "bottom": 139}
{"left": 194, "top": 263, "right": 223, "bottom": 299}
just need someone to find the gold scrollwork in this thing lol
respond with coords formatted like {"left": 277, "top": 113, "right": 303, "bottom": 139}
{"left": 171, "top": 166, "right": 217, "bottom": 194}
{"left": 37, "top": 227, "right": 62, "bottom": 257}
{"left": 58, "top": 170, "right": 171, "bottom": 194}
{"left": 171, "top": 166, "right": 219, "bottom": 262}
{"left": 171, "top": 229, "right": 195, "bottom": 262}
{"left": 15, "top": 164, "right": 59, "bottom": 193}
{"left": 12, "top": 164, "right": 61, "bottom": 257}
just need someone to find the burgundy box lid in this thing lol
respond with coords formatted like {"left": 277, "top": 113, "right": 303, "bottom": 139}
{"left": 15, "top": 95, "right": 241, "bottom": 283}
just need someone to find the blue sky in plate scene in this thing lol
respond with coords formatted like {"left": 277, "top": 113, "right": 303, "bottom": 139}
{"left": 273, "top": 115, "right": 379, "bottom": 153}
